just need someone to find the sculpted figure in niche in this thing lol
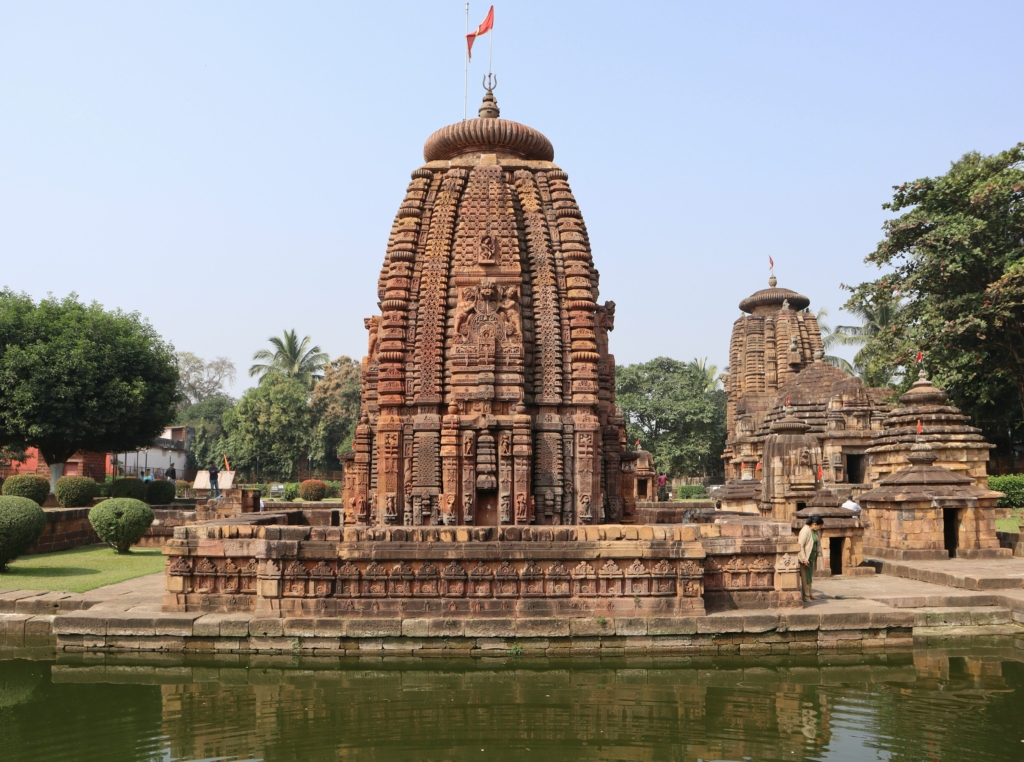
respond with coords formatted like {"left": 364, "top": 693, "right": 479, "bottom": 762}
{"left": 385, "top": 494, "right": 397, "bottom": 519}
{"left": 453, "top": 286, "right": 478, "bottom": 341}
{"left": 499, "top": 494, "right": 510, "bottom": 523}
{"left": 514, "top": 493, "right": 528, "bottom": 522}
{"left": 478, "top": 233, "right": 497, "bottom": 264}
{"left": 788, "top": 334, "right": 799, "bottom": 353}
{"left": 500, "top": 433, "right": 512, "bottom": 457}
{"left": 498, "top": 285, "right": 522, "bottom": 340}
{"left": 579, "top": 493, "right": 592, "bottom": 520}
{"left": 364, "top": 316, "right": 380, "bottom": 361}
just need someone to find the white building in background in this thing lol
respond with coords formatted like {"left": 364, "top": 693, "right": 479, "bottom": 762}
{"left": 116, "top": 426, "right": 195, "bottom": 479}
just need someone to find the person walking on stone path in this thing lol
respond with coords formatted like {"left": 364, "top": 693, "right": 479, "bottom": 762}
{"left": 798, "top": 516, "right": 824, "bottom": 602}
{"left": 165, "top": 462, "right": 176, "bottom": 482}
{"left": 208, "top": 461, "right": 220, "bottom": 499}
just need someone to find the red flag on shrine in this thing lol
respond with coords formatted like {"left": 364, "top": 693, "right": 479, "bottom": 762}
{"left": 817, "top": 465, "right": 823, "bottom": 481}
{"left": 467, "top": 6, "right": 494, "bottom": 61}
{"left": 769, "top": 256, "right": 775, "bottom": 270}
{"left": 916, "top": 350, "right": 924, "bottom": 363}
{"left": 917, "top": 419, "right": 923, "bottom": 434}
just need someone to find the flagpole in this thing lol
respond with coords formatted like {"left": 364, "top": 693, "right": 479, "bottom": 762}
{"left": 463, "top": 3, "right": 469, "bottom": 120}
{"left": 488, "top": 9, "right": 493, "bottom": 75}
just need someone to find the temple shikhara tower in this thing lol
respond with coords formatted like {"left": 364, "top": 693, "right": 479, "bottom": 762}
{"left": 349, "top": 89, "right": 625, "bottom": 527}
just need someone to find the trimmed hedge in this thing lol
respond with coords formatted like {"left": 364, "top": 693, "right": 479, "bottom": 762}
{"left": 89, "top": 498, "right": 154, "bottom": 553}
{"left": 989, "top": 475, "right": 1024, "bottom": 508}
{"left": 299, "top": 479, "right": 327, "bottom": 502}
{"left": 676, "top": 485, "right": 709, "bottom": 500}
{"left": 175, "top": 479, "right": 192, "bottom": 498}
{"left": 0, "top": 495, "right": 47, "bottom": 571}
{"left": 284, "top": 482, "right": 300, "bottom": 501}
{"left": 54, "top": 476, "right": 100, "bottom": 508}
{"left": 146, "top": 480, "right": 177, "bottom": 505}
{"left": 1, "top": 474, "right": 50, "bottom": 506}
{"left": 109, "top": 478, "right": 147, "bottom": 501}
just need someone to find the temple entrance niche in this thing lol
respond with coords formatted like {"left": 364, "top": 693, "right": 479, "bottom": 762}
{"left": 944, "top": 508, "right": 960, "bottom": 558}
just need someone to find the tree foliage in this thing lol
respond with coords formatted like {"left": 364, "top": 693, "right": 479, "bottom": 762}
{"left": 176, "top": 352, "right": 236, "bottom": 406}
{"left": 833, "top": 294, "right": 903, "bottom": 387}
{"left": 223, "top": 375, "right": 312, "bottom": 480}
{"left": 616, "top": 357, "right": 727, "bottom": 478}
{"left": 176, "top": 394, "right": 235, "bottom": 470}
{"left": 249, "top": 329, "right": 329, "bottom": 389}
{"left": 844, "top": 143, "right": 1024, "bottom": 447}
{"left": 309, "top": 356, "right": 362, "bottom": 469}
{"left": 0, "top": 291, "right": 179, "bottom": 465}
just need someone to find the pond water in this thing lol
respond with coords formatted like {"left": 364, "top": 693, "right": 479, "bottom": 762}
{"left": 2, "top": 649, "right": 1024, "bottom": 761}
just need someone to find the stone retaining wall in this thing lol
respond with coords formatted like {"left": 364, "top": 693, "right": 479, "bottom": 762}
{"left": 26, "top": 508, "right": 100, "bottom": 554}
{"left": 162, "top": 517, "right": 803, "bottom": 616}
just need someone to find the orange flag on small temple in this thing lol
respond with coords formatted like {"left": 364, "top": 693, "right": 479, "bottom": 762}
{"left": 466, "top": 6, "right": 494, "bottom": 61}
{"left": 917, "top": 419, "right": 923, "bottom": 434}
{"left": 817, "top": 465, "right": 823, "bottom": 481}
{"left": 769, "top": 256, "right": 774, "bottom": 270}
{"left": 916, "top": 350, "right": 924, "bottom": 363}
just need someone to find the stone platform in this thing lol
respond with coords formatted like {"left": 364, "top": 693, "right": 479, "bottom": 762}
{"left": 5, "top": 558, "right": 1024, "bottom": 658}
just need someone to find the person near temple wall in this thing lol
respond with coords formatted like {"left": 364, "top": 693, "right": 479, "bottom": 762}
{"left": 208, "top": 461, "right": 220, "bottom": 499}
{"left": 798, "top": 517, "right": 824, "bottom": 601}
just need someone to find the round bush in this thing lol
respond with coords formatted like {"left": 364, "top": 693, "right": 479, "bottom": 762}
{"left": 89, "top": 498, "right": 154, "bottom": 553}
{"left": 1, "top": 474, "right": 51, "bottom": 506}
{"left": 299, "top": 479, "right": 327, "bottom": 502}
{"left": 145, "top": 480, "right": 177, "bottom": 505}
{"left": 109, "top": 478, "right": 147, "bottom": 500}
{"left": 0, "top": 495, "right": 47, "bottom": 571}
{"left": 54, "top": 476, "right": 100, "bottom": 508}
{"left": 174, "top": 479, "right": 191, "bottom": 498}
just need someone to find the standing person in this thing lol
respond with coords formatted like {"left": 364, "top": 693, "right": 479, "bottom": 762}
{"left": 208, "top": 461, "right": 220, "bottom": 499}
{"left": 165, "top": 462, "right": 177, "bottom": 482}
{"left": 142, "top": 469, "right": 154, "bottom": 483}
{"left": 798, "top": 517, "right": 824, "bottom": 602}
{"left": 657, "top": 473, "right": 668, "bottom": 501}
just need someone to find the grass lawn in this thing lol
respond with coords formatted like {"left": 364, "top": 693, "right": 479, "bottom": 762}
{"left": 0, "top": 545, "right": 165, "bottom": 594}
{"left": 996, "top": 507, "right": 1024, "bottom": 533}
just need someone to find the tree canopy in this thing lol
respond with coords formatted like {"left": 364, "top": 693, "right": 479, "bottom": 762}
{"left": 0, "top": 290, "right": 179, "bottom": 465}
{"left": 222, "top": 375, "right": 312, "bottom": 480}
{"left": 616, "top": 357, "right": 727, "bottom": 478}
{"left": 843, "top": 143, "right": 1024, "bottom": 448}
{"left": 309, "top": 356, "right": 362, "bottom": 470}
{"left": 176, "top": 352, "right": 236, "bottom": 406}
{"left": 249, "top": 329, "right": 329, "bottom": 389}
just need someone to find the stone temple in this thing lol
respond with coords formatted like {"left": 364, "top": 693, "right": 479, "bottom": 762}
{"left": 350, "top": 87, "right": 625, "bottom": 527}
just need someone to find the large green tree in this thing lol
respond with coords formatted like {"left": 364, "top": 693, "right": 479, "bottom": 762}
{"left": 248, "top": 329, "right": 328, "bottom": 389}
{"left": 175, "top": 395, "right": 235, "bottom": 471}
{"left": 616, "top": 357, "right": 727, "bottom": 478}
{"left": 844, "top": 143, "right": 1024, "bottom": 449}
{"left": 309, "top": 356, "right": 362, "bottom": 470}
{"left": 222, "top": 375, "right": 311, "bottom": 480}
{"left": 0, "top": 290, "right": 179, "bottom": 489}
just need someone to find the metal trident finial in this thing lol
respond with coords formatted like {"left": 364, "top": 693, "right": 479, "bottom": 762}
{"left": 483, "top": 73, "right": 497, "bottom": 92}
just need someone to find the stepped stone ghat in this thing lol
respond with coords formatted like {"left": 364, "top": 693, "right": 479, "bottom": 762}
{"left": 160, "top": 88, "right": 1009, "bottom": 624}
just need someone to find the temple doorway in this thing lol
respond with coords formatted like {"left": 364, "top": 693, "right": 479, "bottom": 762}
{"left": 829, "top": 537, "right": 844, "bottom": 575}
{"left": 943, "top": 508, "right": 959, "bottom": 557}
{"left": 846, "top": 454, "right": 866, "bottom": 484}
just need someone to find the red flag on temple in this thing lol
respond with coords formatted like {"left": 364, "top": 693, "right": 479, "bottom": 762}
{"left": 634, "top": 438, "right": 641, "bottom": 450}
{"left": 916, "top": 350, "right": 924, "bottom": 363}
{"left": 917, "top": 419, "right": 923, "bottom": 434}
{"left": 769, "top": 256, "right": 775, "bottom": 270}
{"left": 817, "top": 465, "right": 823, "bottom": 481}
{"left": 466, "top": 6, "right": 494, "bottom": 61}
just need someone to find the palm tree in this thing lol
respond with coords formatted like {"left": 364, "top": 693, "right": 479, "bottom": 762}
{"left": 249, "top": 329, "right": 330, "bottom": 389}
{"left": 833, "top": 297, "right": 903, "bottom": 386}
{"left": 815, "top": 308, "right": 855, "bottom": 374}
{"left": 688, "top": 358, "right": 720, "bottom": 392}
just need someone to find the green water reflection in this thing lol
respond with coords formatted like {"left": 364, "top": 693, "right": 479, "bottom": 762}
{"left": 2, "top": 649, "right": 1024, "bottom": 761}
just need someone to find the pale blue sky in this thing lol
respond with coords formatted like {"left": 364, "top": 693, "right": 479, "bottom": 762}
{"left": 2, "top": 1, "right": 1021, "bottom": 395}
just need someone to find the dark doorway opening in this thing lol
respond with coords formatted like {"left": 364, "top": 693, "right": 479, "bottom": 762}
{"left": 830, "top": 537, "right": 844, "bottom": 575}
{"left": 943, "top": 508, "right": 959, "bottom": 557}
{"left": 637, "top": 479, "right": 648, "bottom": 498}
{"left": 846, "top": 454, "right": 866, "bottom": 484}
{"left": 796, "top": 502, "right": 806, "bottom": 512}
{"left": 476, "top": 493, "right": 498, "bottom": 526}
